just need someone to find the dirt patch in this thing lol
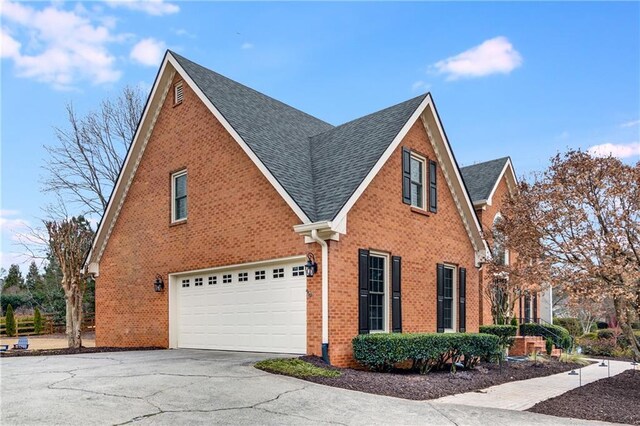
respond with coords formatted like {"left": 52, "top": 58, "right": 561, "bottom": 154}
{"left": 0, "top": 346, "right": 162, "bottom": 357}
{"left": 528, "top": 369, "right": 640, "bottom": 425}
{"left": 295, "top": 356, "right": 587, "bottom": 400}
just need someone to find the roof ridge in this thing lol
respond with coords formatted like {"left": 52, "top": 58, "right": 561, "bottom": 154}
{"left": 309, "top": 93, "right": 429, "bottom": 140}
{"left": 169, "top": 50, "right": 334, "bottom": 128}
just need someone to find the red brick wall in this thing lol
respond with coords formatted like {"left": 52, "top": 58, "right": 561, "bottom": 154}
{"left": 95, "top": 73, "right": 323, "bottom": 353}
{"left": 327, "top": 120, "right": 480, "bottom": 366}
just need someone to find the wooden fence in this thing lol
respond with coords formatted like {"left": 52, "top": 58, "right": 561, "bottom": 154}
{"left": 0, "top": 313, "right": 95, "bottom": 337}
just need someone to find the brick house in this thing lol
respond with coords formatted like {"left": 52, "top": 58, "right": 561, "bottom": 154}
{"left": 85, "top": 51, "right": 539, "bottom": 366}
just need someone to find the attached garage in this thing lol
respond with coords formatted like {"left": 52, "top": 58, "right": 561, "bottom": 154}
{"left": 169, "top": 257, "right": 307, "bottom": 354}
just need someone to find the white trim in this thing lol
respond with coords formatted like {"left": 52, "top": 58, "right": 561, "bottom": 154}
{"left": 170, "top": 255, "right": 306, "bottom": 278}
{"left": 478, "top": 159, "right": 518, "bottom": 207}
{"left": 166, "top": 53, "right": 311, "bottom": 224}
{"left": 368, "top": 250, "right": 390, "bottom": 333}
{"left": 332, "top": 95, "right": 431, "bottom": 225}
{"left": 443, "top": 264, "right": 457, "bottom": 332}
{"left": 85, "top": 53, "right": 312, "bottom": 269}
{"left": 409, "top": 151, "right": 427, "bottom": 210}
{"left": 171, "top": 169, "right": 187, "bottom": 223}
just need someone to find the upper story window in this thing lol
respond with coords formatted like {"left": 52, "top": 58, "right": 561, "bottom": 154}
{"left": 172, "top": 170, "right": 187, "bottom": 222}
{"left": 174, "top": 81, "right": 184, "bottom": 105}
{"left": 410, "top": 154, "right": 425, "bottom": 209}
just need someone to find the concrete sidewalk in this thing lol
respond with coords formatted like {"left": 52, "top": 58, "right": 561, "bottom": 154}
{"left": 432, "top": 359, "right": 635, "bottom": 411}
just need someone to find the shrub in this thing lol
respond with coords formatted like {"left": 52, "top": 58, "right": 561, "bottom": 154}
{"left": 554, "top": 317, "right": 581, "bottom": 338}
{"left": 4, "top": 304, "right": 17, "bottom": 337}
{"left": 545, "top": 337, "right": 554, "bottom": 355}
{"left": 520, "top": 323, "right": 572, "bottom": 350}
{"left": 510, "top": 317, "right": 519, "bottom": 327}
{"left": 577, "top": 336, "right": 615, "bottom": 356}
{"left": 632, "top": 322, "right": 640, "bottom": 330}
{"left": 352, "top": 333, "right": 501, "bottom": 374}
{"left": 597, "top": 328, "right": 615, "bottom": 339}
{"left": 1, "top": 294, "right": 31, "bottom": 314}
{"left": 479, "top": 325, "right": 517, "bottom": 351}
{"left": 33, "top": 307, "right": 43, "bottom": 334}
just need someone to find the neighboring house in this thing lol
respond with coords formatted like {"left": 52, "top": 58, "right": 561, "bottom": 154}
{"left": 85, "top": 51, "right": 528, "bottom": 366}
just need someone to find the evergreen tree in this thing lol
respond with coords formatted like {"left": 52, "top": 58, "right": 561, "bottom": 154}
{"left": 4, "top": 264, "right": 24, "bottom": 289}
{"left": 33, "top": 307, "right": 44, "bottom": 334}
{"left": 25, "top": 262, "right": 43, "bottom": 292}
{"left": 38, "top": 251, "right": 65, "bottom": 322}
{"left": 5, "top": 304, "right": 16, "bottom": 337}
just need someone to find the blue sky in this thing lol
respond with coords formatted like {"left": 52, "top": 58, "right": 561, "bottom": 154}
{"left": 1, "top": 1, "right": 639, "bottom": 270}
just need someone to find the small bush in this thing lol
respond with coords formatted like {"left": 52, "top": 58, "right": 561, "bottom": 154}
{"left": 577, "top": 335, "right": 616, "bottom": 356}
{"left": 255, "top": 358, "right": 340, "bottom": 378}
{"left": 597, "top": 328, "right": 615, "bottom": 339}
{"left": 554, "top": 317, "right": 581, "bottom": 338}
{"left": 33, "top": 307, "right": 44, "bottom": 334}
{"left": 4, "top": 304, "right": 17, "bottom": 337}
{"left": 520, "top": 323, "right": 572, "bottom": 350}
{"left": 352, "top": 333, "right": 501, "bottom": 374}
{"left": 545, "top": 338, "right": 554, "bottom": 355}
{"left": 479, "top": 325, "right": 517, "bottom": 351}
{"left": 510, "top": 317, "right": 519, "bottom": 327}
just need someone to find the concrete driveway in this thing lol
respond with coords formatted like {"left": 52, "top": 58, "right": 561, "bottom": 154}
{"left": 0, "top": 349, "right": 613, "bottom": 425}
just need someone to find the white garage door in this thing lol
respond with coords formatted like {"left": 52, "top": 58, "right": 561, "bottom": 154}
{"left": 175, "top": 259, "right": 307, "bottom": 354}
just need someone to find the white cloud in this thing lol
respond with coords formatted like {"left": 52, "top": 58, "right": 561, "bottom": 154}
{"left": 106, "top": 0, "right": 179, "bottom": 16}
{"left": 241, "top": 42, "right": 254, "bottom": 50}
{"left": 621, "top": 119, "right": 640, "bottom": 128}
{"left": 130, "top": 38, "right": 165, "bottom": 66}
{"left": 411, "top": 80, "right": 430, "bottom": 92}
{"left": 432, "top": 36, "right": 523, "bottom": 80}
{"left": 588, "top": 142, "right": 640, "bottom": 159}
{"left": 0, "top": 1, "right": 121, "bottom": 89}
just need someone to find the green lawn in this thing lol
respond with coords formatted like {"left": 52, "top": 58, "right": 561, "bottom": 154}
{"left": 255, "top": 358, "right": 341, "bottom": 378}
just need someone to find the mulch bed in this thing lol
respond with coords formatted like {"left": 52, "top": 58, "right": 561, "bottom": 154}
{"left": 0, "top": 347, "right": 163, "bottom": 357}
{"left": 296, "top": 356, "right": 587, "bottom": 400}
{"left": 528, "top": 369, "right": 640, "bottom": 425}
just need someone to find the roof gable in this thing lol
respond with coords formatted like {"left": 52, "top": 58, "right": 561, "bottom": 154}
{"left": 172, "top": 52, "right": 333, "bottom": 220}
{"left": 309, "top": 95, "right": 427, "bottom": 221}
{"left": 460, "top": 157, "right": 510, "bottom": 203}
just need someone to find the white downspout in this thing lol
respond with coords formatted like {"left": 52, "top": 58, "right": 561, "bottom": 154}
{"left": 310, "top": 229, "right": 329, "bottom": 362}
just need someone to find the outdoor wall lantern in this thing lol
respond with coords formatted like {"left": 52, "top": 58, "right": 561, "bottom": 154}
{"left": 154, "top": 274, "right": 165, "bottom": 292}
{"left": 305, "top": 253, "right": 318, "bottom": 277}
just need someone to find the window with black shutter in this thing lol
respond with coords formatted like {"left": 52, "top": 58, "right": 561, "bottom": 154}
{"left": 358, "top": 249, "right": 370, "bottom": 334}
{"left": 437, "top": 264, "right": 444, "bottom": 333}
{"left": 458, "top": 267, "right": 466, "bottom": 332}
{"left": 402, "top": 148, "right": 412, "bottom": 204}
{"left": 391, "top": 256, "right": 402, "bottom": 332}
{"left": 429, "top": 160, "right": 437, "bottom": 213}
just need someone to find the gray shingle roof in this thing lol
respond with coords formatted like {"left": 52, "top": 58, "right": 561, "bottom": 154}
{"left": 172, "top": 51, "right": 428, "bottom": 222}
{"left": 172, "top": 52, "right": 334, "bottom": 220}
{"left": 460, "top": 157, "right": 510, "bottom": 203}
{"left": 309, "top": 95, "right": 427, "bottom": 221}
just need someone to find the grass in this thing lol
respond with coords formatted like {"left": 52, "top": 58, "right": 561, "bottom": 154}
{"left": 559, "top": 352, "right": 591, "bottom": 366}
{"left": 255, "top": 358, "right": 341, "bottom": 378}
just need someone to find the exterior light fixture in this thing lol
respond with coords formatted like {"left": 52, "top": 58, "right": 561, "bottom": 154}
{"left": 154, "top": 274, "right": 165, "bottom": 292}
{"left": 305, "top": 253, "right": 318, "bottom": 277}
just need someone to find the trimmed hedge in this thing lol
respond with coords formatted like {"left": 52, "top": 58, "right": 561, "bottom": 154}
{"left": 352, "top": 333, "right": 501, "bottom": 374}
{"left": 520, "top": 323, "right": 572, "bottom": 350}
{"left": 479, "top": 325, "right": 517, "bottom": 350}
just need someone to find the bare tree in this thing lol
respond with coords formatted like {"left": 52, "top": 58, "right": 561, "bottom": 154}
{"left": 498, "top": 150, "right": 640, "bottom": 359}
{"left": 43, "top": 86, "right": 144, "bottom": 216}
{"left": 45, "top": 216, "right": 93, "bottom": 348}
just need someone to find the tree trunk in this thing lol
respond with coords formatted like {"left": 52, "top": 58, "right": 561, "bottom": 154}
{"left": 613, "top": 296, "right": 640, "bottom": 361}
{"left": 65, "top": 286, "right": 83, "bottom": 349}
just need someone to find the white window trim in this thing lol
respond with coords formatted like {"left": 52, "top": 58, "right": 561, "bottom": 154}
{"left": 369, "top": 251, "right": 390, "bottom": 334}
{"left": 443, "top": 264, "right": 457, "bottom": 333}
{"left": 409, "top": 152, "right": 427, "bottom": 210}
{"left": 171, "top": 170, "right": 187, "bottom": 223}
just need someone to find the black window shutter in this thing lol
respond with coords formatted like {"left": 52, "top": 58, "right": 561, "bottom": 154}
{"left": 429, "top": 160, "right": 438, "bottom": 213}
{"left": 358, "top": 249, "right": 370, "bottom": 334}
{"left": 391, "top": 256, "right": 402, "bottom": 333}
{"left": 459, "top": 267, "right": 466, "bottom": 332}
{"left": 437, "top": 263, "right": 444, "bottom": 333}
{"left": 402, "top": 147, "right": 412, "bottom": 204}
{"left": 533, "top": 293, "right": 538, "bottom": 322}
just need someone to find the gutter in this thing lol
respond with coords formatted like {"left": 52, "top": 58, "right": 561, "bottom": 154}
{"left": 309, "top": 229, "right": 330, "bottom": 363}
